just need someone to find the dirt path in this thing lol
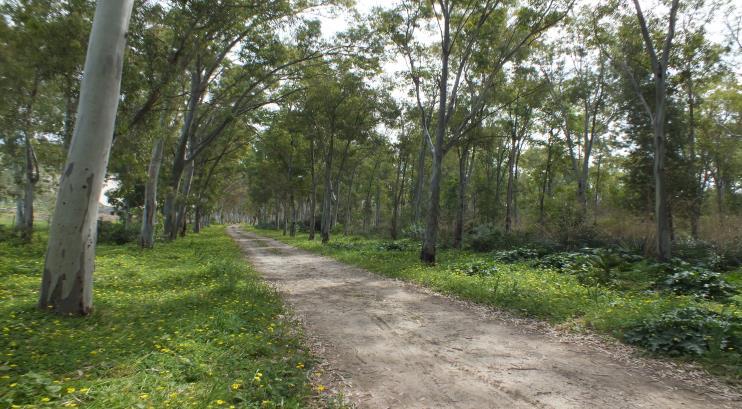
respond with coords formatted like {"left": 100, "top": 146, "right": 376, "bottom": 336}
{"left": 228, "top": 227, "right": 736, "bottom": 409}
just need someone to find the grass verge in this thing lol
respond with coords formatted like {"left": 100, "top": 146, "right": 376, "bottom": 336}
{"left": 1, "top": 226, "right": 314, "bottom": 408}
{"left": 248, "top": 226, "right": 741, "bottom": 384}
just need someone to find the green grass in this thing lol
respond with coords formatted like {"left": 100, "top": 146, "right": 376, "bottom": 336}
{"left": 250, "top": 227, "right": 741, "bottom": 383}
{"left": 0, "top": 226, "right": 316, "bottom": 408}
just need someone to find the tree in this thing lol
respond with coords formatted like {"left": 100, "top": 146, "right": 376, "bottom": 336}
{"left": 624, "top": 0, "right": 680, "bottom": 260}
{"left": 39, "top": 0, "right": 134, "bottom": 315}
{"left": 378, "top": 0, "right": 570, "bottom": 264}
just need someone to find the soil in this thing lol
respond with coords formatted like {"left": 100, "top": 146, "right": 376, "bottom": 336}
{"left": 228, "top": 226, "right": 738, "bottom": 409}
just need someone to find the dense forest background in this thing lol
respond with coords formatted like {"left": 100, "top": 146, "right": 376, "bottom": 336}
{"left": 1, "top": 0, "right": 740, "bottom": 261}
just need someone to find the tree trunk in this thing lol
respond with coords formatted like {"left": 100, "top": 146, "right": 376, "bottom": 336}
{"left": 15, "top": 195, "right": 25, "bottom": 230}
{"left": 420, "top": 5, "right": 451, "bottom": 265}
{"left": 363, "top": 161, "right": 380, "bottom": 233}
{"left": 39, "top": 0, "right": 134, "bottom": 315}
{"left": 421, "top": 149, "right": 443, "bottom": 264}
{"left": 653, "top": 72, "right": 672, "bottom": 260}
{"left": 453, "top": 145, "right": 470, "bottom": 248}
{"left": 290, "top": 195, "right": 297, "bottom": 237}
{"left": 140, "top": 137, "right": 164, "bottom": 248}
{"left": 374, "top": 183, "right": 382, "bottom": 228}
{"left": 391, "top": 151, "right": 408, "bottom": 240}
{"left": 309, "top": 138, "right": 317, "bottom": 240}
{"left": 538, "top": 135, "right": 554, "bottom": 225}
{"left": 344, "top": 167, "right": 356, "bottom": 236}
{"left": 333, "top": 180, "right": 341, "bottom": 229}
{"left": 164, "top": 70, "right": 200, "bottom": 239}
{"left": 630, "top": 0, "right": 678, "bottom": 260}
{"left": 593, "top": 153, "right": 602, "bottom": 226}
{"left": 505, "top": 134, "right": 517, "bottom": 233}
{"left": 321, "top": 134, "right": 334, "bottom": 243}
{"left": 193, "top": 206, "right": 201, "bottom": 233}
{"left": 686, "top": 80, "right": 701, "bottom": 239}
{"left": 174, "top": 159, "right": 194, "bottom": 238}
{"left": 412, "top": 134, "right": 427, "bottom": 224}
{"left": 19, "top": 76, "right": 40, "bottom": 243}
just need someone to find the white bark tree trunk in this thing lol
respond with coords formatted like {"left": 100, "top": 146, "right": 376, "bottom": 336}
{"left": 140, "top": 137, "right": 164, "bottom": 248}
{"left": 39, "top": 0, "right": 134, "bottom": 315}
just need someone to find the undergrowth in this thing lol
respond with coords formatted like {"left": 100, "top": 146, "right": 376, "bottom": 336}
{"left": 0, "top": 226, "right": 315, "bottom": 408}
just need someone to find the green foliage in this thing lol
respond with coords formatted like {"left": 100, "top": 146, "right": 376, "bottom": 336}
{"left": 624, "top": 307, "right": 741, "bottom": 357}
{"left": 0, "top": 227, "right": 314, "bottom": 408}
{"left": 674, "top": 238, "right": 741, "bottom": 271}
{"left": 452, "top": 260, "right": 499, "bottom": 277}
{"left": 96, "top": 221, "right": 140, "bottom": 245}
{"left": 464, "top": 224, "right": 546, "bottom": 252}
{"left": 376, "top": 239, "right": 418, "bottom": 252}
{"left": 491, "top": 247, "right": 540, "bottom": 263}
{"left": 655, "top": 260, "right": 737, "bottom": 300}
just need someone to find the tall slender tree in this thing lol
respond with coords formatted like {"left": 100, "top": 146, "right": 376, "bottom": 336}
{"left": 39, "top": 0, "right": 135, "bottom": 315}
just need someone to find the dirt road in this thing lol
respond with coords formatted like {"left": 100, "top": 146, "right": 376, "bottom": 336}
{"left": 228, "top": 226, "right": 736, "bottom": 409}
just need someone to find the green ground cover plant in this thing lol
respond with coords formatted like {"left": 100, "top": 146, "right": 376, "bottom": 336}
{"left": 250, "top": 227, "right": 742, "bottom": 383}
{"left": 0, "top": 226, "right": 315, "bottom": 408}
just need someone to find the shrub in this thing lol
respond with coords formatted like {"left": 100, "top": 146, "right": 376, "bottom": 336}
{"left": 465, "top": 224, "right": 505, "bottom": 252}
{"left": 624, "top": 307, "right": 742, "bottom": 356}
{"left": 658, "top": 268, "right": 737, "bottom": 300}
{"left": 533, "top": 252, "right": 584, "bottom": 270}
{"left": 453, "top": 260, "right": 498, "bottom": 277}
{"left": 491, "top": 247, "right": 539, "bottom": 263}
{"left": 97, "top": 221, "right": 139, "bottom": 245}
{"left": 464, "top": 224, "right": 543, "bottom": 252}
{"left": 674, "top": 238, "right": 731, "bottom": 271}
{"left": 377, "top": 239, "right": 417, "bottom": 252}
{"left": 534, "top": 247, "right": 645, "bottom": 287}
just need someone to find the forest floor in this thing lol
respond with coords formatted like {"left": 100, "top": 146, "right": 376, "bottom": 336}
{"left": 230, "top": 226, "right": 739, "bottom": 409}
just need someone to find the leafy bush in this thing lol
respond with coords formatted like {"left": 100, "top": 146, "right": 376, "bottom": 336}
{"left": 453, "top": 260, "right": 498, "bottom": 277}
{"left": 377, "top": 239, "right": 417, "bottom": 252}
{"left": 491, "top": 247, "right": 539, "bottom": 263}
{"left": 533, "top": 252, "right": 584, "bottom": 270}
{"left": 465, "top": 224, "right": 506, "bottom": 252}
{"left": 659, "top": 267, "right": 737, "bottom": 300}
{"left": 464, "top": 224, "right": 550, "bottom": 252}
{"left": 674, "top": 238, "right": 731, "bottom": 271}
{"left": 624, "top": 307, "right": 742, "bottom": 356}
{"left": 533, "top": 248, "right": 644, "bottom": 287}
{"left": 97, "top": 221, "right": 139, "bottom": 245}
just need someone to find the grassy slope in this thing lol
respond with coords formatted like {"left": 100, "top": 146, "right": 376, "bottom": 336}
{"left": 250, "top": 227, "right": 741, "bottom": 382}
{"left": 0, "top": 226, "right": 314, "bottom": 408}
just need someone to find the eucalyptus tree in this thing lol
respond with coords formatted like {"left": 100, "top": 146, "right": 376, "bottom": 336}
{"left": 377, "top": 0, "right": 571, "bottom": 263}
{"left": 610, "top": 0, "right": 680, "bottom": 260}
{"left": 1, "top": 1, "right": 46, "bottom": 240}
{"left": 161, "top": 4, "right": 329, "bottom": 240}
{"left": 674, "top": 20, "right": 728, "bottom": 237}
{"left": 39, "top": 0, "right": 134, "bottom": 315}
{"left": 541, "top": 15, "right": 615, "bottom": 222}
